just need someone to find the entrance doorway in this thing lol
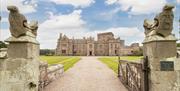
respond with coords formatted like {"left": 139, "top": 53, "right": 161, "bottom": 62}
{"left": 89, "top": 51, "right": 92, "bottom": 56}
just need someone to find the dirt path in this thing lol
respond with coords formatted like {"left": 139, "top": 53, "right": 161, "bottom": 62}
{"left": 44, "top": 57, "right": 128, "bottom": 91}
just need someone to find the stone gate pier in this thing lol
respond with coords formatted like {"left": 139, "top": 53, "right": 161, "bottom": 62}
{"left": 143, "top": 33, "right": 180, "bottom": 91}
{"left": 0, "top": 33, "right": 40, "bottom": 91}
{"left": 0, "top": 6, "right": 39, "bottom": 91}
{"left": 143, "top": 4, "right": 180, "bottom": 91}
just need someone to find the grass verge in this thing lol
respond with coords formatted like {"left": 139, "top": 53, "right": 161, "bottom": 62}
{"left": 40, "top": 56, "right": 81, "bottom": 71}
{"left": 100, "top": 56, "right": 142, "bottom": 62}
{"left": 98, "top": 58, "right": 119, "bottom": 74}
{"left": 98, "top": 56, "right": 142, "bottom": 74}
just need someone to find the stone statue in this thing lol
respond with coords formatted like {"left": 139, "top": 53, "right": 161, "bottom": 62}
{"left": 143, "top": 19, "right": 155, "bottom": 36}
{"left": 28, "top": 21, "right": 38, "bottom": 36}
{"left": 7, "top": 6, "right": 38, "bottom": 38}
{"left": 143, "top": 4, "right": 174, "bottom": 37}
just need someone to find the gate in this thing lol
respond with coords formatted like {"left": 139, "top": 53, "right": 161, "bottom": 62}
{"left": 118, "top": 56, "right": 149, "bottom": 91}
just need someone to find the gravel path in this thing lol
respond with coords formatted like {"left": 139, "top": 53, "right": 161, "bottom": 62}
{"left": 44, "top": 57, "right": 128, "bottom": 91}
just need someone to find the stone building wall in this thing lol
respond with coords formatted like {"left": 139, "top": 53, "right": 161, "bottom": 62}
{"left": 56, "top": 32, "right": 139, "bottom": 56}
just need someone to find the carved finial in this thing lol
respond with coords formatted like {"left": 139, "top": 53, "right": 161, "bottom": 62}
{"left": 7, "top": 5, "right": 38, "bottom": 38}
{"left": 7, "top": 6, "right": 27, "bottom": 37}
{"left": 143, "top": 4, "right": 174, "bottom": 37}
{"left": 163, "top": 4, "right": 174, "bottom": 10}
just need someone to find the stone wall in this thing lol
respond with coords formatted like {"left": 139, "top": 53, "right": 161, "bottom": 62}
{"left": 39, "top": 62, "right": 64, "bottom": 91}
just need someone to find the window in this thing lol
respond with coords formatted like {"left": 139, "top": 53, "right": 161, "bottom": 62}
{"left": 115, "top": 50, "right": 117, "bottom": 55}
{"left": 89, "top": 44, "right": 92, "bottom": 48}
{"left": 62, "top": 50, "right": 66, "bottom": 54}
{"left": 62, "top": 44, "right": 67, "bottom": 47}
{"left": 99, "top": 45, "right": 102, "bottom": 48}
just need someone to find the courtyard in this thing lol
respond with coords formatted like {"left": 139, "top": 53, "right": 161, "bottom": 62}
{"left": 39, "top": 56, "right": 141, "bottom": 91}
{"left": 43, "top": 56, "right": 134, "bottom": 91}
{"left": 40, "top": 56, "right": 142, "bottom": 73}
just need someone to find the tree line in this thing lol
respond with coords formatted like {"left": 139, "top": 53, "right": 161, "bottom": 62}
{"left": 0, "top": 41, "right": 7, "bottom": 49}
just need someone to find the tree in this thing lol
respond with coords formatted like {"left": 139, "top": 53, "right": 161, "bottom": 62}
{"left": 131, "top": 47, "right": 143, "bottom": 56}
{"left": 40, "top": 49, "right": 55, "bottom": 56}
{"left": 177, "top": 43, "right": 180, "bottom": 47}
{"left": 0, "top": 41, "right": 7, "bottom": 48}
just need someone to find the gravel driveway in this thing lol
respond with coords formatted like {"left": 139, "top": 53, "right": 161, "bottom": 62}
{"left": 44, "top": 57, "right": 128, "bottom": 91}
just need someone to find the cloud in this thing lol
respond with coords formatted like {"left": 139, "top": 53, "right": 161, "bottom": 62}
{"left": 50, "top": 0, "right": 95, "bottom": 8}
{"left": 99, "top": 7, "right": 121, "bottom": 20}
{"left": 40, "top": 10, "right": 86, "bottom": 30}
{"left": 1, "top": 18, "right": 8, "bottom": 23}
{"left": 105, "top": 0, "right": 167, "bottom": 15}
{"left": 177, "top": 0, "right": 180, "bottom": 4}
{"left": 0, "top": 0, "right": 37, "bottom": 14}
{"left": 38, "top": 9, "right": 144, "bottom": 49}
{"left": 0, "top": 29, "right": 10, "bottom": 41}
{"left": 105, "top": 0, "right": 118, "bottom": 5}
{"left": 38, "top": 10, "right": 87, "bottom": 48}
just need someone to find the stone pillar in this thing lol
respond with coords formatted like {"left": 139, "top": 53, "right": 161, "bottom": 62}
{"left": 0, "top": 33, "right": 39, "bottom": 91}
{"left": 143, "top": 35, "right": 180, "bottom": 91}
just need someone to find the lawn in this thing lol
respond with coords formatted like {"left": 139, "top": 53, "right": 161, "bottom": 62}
{"left": 98, "top": 56, "right": 142, "bottom": 74}
{"left": 98, "top": 57, "right": 119, "bottom": 73}
{"left": 40, "top": 56, "right": 81, "bottom": 71}
{"left": 99, "top": 56, "right": 143, "bottom": 62}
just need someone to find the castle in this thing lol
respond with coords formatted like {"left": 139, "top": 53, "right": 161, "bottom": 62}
{"left": 56, "top": 32, "right": 140, "bottom": 56}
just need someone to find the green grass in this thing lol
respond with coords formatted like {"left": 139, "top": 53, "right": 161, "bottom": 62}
{"left": 40, "top": 56, "right": 81, "bottom": 71}
{"left": 100, "top": 56, "right": 142, "bottom": 62}
{"left": 98, "top": 56, "right": 142, "bottom": 73}
{"left": 98, "top": 57, "right": 119, "bottom": 73}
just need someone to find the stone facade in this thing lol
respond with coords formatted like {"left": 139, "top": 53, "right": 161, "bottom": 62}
{"left": 56, "top": 32, "right": 140, "bottom": 56}
{"left": 121, "top": 43, "right": 140, "bottom": 55}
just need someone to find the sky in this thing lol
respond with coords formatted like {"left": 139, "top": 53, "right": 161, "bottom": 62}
{"left": 0, "top": 0, "right": 180, "bottom": 49}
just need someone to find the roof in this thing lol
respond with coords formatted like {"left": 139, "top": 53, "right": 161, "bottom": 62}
{"left": 97, "top": 32, "right": 114, "bottom": 36}
{"left": 73, "top": 39, "right": 87, "bottom": 43}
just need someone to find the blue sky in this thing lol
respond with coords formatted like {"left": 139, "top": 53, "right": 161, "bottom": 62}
{"left": 0, "top": 0, "right": 180, "bottom": 49}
